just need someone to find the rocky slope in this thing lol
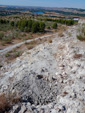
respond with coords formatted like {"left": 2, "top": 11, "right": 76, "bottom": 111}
{"left": 0, "top": 22, "right": 85, "bottom": 113}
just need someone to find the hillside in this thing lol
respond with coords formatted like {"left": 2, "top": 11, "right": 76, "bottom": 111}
{"left": 0, "top": 20, "right": 85, "bottom": 113}
{"left": 0, "top": 5, "right": 85, "bottom": 17}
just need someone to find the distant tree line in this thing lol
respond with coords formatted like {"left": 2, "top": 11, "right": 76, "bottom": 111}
{"left": 44, "top": 10, "right": 85, "bottom": 17}
{"left": 39, "top": 18, "right": 77, "bottom": 26}
{"left": 0, "top": 19, "right": 46, "bottom": 33}
{"left": 0, "top": 19, "right": 9, "bottom": 24}
{"left": 11, "top": 19, "right": 45, "bottom": 33}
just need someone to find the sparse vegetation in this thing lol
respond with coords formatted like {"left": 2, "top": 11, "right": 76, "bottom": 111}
{"left": 2, "top": 36, "right": 12, "bottom": 44}
{"left": 40, "top": 18, "right": 77, "bottom": 26}
{"left": 77, "top": 24, "right": 85, "bottom": 41}
{"left": 28, "top": 34, "right": 32, "bottom": 39}
{"left": 5, "top": 52, "right": 10, "bottom": 57}
{"left": 68, "top": 32, "right": 72, "bottom": 37}
{"left": 5, "top": 50, "right": 22, "bottom": 59}
{"left": 13, "top": 51, "right": 21, "bottom": 57}
{"left": 25, "top": 41, "right": 36, "bottom": 50}
{"left": 58, "top": 32, "right": 64, "bottom": 37}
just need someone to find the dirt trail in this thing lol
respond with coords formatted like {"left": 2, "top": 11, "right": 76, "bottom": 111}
{"left": 0, "top": 33, "right": 57, "bottom": 55}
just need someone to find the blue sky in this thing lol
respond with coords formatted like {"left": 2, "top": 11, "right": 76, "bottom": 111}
{"left": 0, "top": 0, "right": 85, "bottom": 9}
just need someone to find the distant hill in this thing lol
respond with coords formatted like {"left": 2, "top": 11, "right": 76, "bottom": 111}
{"left": 0, "top": 5, "right": 85, "bottom": 17}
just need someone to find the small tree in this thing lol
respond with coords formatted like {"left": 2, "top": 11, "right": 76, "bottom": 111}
{"left": 39, "top": 22, "right": 45, "bottom": 32}
{"left": 27, "top": 20, "right": 33, "bottom": 32}
{"left": 10, "top": 21, "right": 15, "bottom": 26}
{"left": 31, "top": 22, "right": 39, "bottom": 33}
{"left": 52, "top": 22, "right": 57, "bottom": 29}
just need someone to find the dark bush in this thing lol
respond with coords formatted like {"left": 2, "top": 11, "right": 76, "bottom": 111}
{"left": 27, "top": 20, "right": 33, "bottom": 32}
{"left": 0, "top": 19, "right": 9, "bottom": 24}
{"left": 31, "top": 21, "right": 39, "bottom": 33}
{"left": 39, "top": 22, "right": 45, "bottom": 32}
{"left": 10, "top": 21, "right": 15, "bottom": 26}
{"left": 52, "top": 22, "right": 57, "bottom": 29}
{"left": 47, "top": 26, "right": 51, "bottom": 29}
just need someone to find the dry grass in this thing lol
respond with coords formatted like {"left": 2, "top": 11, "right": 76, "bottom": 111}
{"left": 57, "top": 25, "right": 67, "bottom": 37}
{"left": 58, "top": 32, "right": 64, "bottom": 37}
{"left": 25, "top": 38, "right": 47, "bottom": 50}
{"left": 0, "top": 93, "right": 20, "bottom": 113}
{"left": 0, "top": 94, "right": 10, "bottom": 112}
{"left": 73, "top": 54, "right": 82, "bottom": 59}
{"left": 58, "top": 44, "right": 65, "bottom": 49}
{"left": 58, "top": 24, "right": 68, "bottom": 31}
{"left": 27, "top": 44, "right": 35, "bottom": 50}
{"left": 25, "top": 36, "right": 53, "bottom": 50}
{"left": 48, "top": 38, "right": 52, "bottom": 43}
{"left": 4, "top": 48, "right": 22, "bottom": 63}
{"left": 25, "top": 40, "right": 37, "bottom": 50}
{"left": 5, "top": 49, "right": 22, "bottom": 58}
{"left": 77, "top": 24, "right": 85, "bottom": 41}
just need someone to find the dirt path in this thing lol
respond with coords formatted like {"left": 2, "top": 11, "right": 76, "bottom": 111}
{"left": 0, "top": 33, "right": 57, "bottom": 55}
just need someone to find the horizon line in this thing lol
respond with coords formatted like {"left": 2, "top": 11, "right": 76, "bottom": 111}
{"left": 0, "top": 4, "right": 85, "bottom": 10}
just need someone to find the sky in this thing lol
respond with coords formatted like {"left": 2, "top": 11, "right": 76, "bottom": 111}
{"left": 0, "top": 0, "right": 85, "bottom": 9}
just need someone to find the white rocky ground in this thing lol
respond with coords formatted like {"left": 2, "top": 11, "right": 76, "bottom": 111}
{"left": 0, "top": 21, "right": 85, "bottom": 113}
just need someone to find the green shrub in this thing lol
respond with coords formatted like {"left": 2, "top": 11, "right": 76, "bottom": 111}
{"left": 41, "top": 18, "right": 76, "bottom": 26}
{"left": 27, "top": 20, "right": 33, "bottom": 32}
{"left": 5, "top": 53, "right": 10, "bottom": 57}
{"left": 10, "top": 21, "right": 15, "bottom": 26}
{"left": 13, "top": 51, "right": 21, "bottom": 57}
{"left": 39, "top": 22, "right": 45, "bottom": 32}
{"left": 52, "top": 22, "right": 57, "bottom": 29}
{"left": 0, "top": 19, "right": 9, "bottom": 24}
{"left": 77, "top": 24, "right": 85, "bottom": 41}
{"left": 31, "top": 21, "right": 39, "bottom": 33}
{"left": 47, "top": 26, "right": 51, "bottom": 29}
{"left": 5, "top": 50, "right": 21, "bottom": 58}
{"left": 65, "top": 20, "right": 74, "bottom": 26}
{"left": 2, "top": 36, "right": 12, "bottom": 44}
{"left": 0, "top": 24, "right": 12, "bottom": 32}
{"left": 0, "top": 32, "right": 4, "bottom": 40}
